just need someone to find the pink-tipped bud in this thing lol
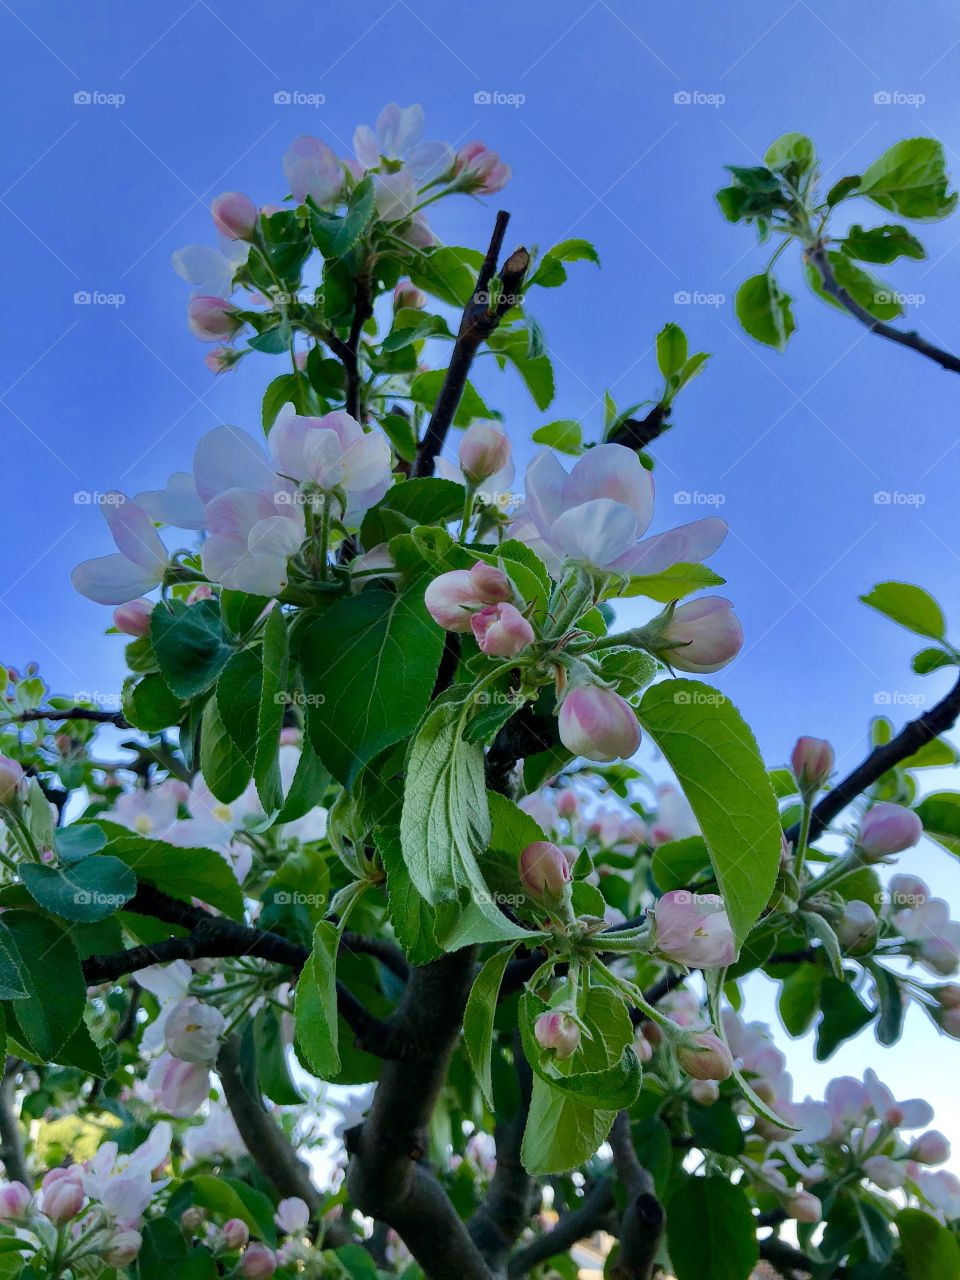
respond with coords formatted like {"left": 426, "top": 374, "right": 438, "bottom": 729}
{"left": 0, "top": 1182, "right": 31, "bottom": 1220}
{"left": 519, "top": 841, "right": 572, "bottom": 901}
{"left": 0, "top": 756, "right": 25, "bottom": 806}
{"left": 113, "top": 598, "right": 154, "bottom": 637}
{"left": 204, "top": 346, "right": 239, "bottom": 375}
{"left": 786, "top": 1190, "right": 822, "bottom": 1224}
{"left": 858, "top": 803, "right": 923, "bottom": 861}
{"left": 534, "top": 1011, "right": 580, "bottom": 1060}
{"left": 471, "top": 602, "right": 534, "bottom": 657}
{"left": 937, "top": 1005, "right": 960, "bottom": 1039}
{"left": 164, "top": 996, "right": 226, "bottom": 1065}
{"left": 556, "top": 789, "right": 578, "bottom": 818}
{"left": 180, "top": 1206, "right": 206, "bottom": 1232}
{"left": 634, "top": 1033, "right": 654, "bottom": 1064}
{"left": 863, "top": 1155, "right": 906, "bottom": 1190}
{"left": 188, "top": 296, "right": 242, "bottom": 342}
{"left": 211, "top": 192, "right": 258, "bottom": 240}
{"left": 791, "top": 736, "right": 835, "bottom": 793}
{"left": 690, "top": 1079, "right": 720, "bottom": 1106}
{"left": 42, "top": 1177, "right": 84, "bottom": 1223}
{"left": 104, "top": 1229, "right": 142, "bottom": 1267}
{"left": 187, "top": 584, "right": 214, "bottom": 604}
{"left": 274, "top": 1197, "right": 310, "bottom": 1235}
{"left": 455, "top": 142, "right": 512, "bottom": 194}
{"left": 651, "top": 890, "right": 736, "bottom": 968}
{"left": 393, "top": 279, "right": 427, "bottom": 310}
{"left": 937, "top": 983, "right": 960, "bottom": 1009}
{"left": 458, "top": 423, "right": 512, "bottom": 485}
{"left": 911, "top": 1131, "right": 951, "bottom": 1165}
{"left": 655, "top": 597, "right": 743, "bottom": 674}
{"left": 241, "top": 1243, "right": 277, "bottom": 1277}
{"left": 223, "top": 1218, "right": 250, "bottom": 1250}
{"left": 424, "top": 562, "right": 512, "bottom": 632}
{"left": 557, "top": 683, "right": 641, "bottom": 763}
{"left": 677, "top": 1030, "right": 734, "bottom": 1081}
{"left": 836, "top": 900, "right": 877, "bottom": 952}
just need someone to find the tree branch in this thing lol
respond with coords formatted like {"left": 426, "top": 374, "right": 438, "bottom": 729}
{"left": 807, "top": 244, "right": 960, "bottom": 376}
{"left": 506, "top": 1177, "right": 615, "bottom": 1278}
{"left": 0, "top": 1058, "right": 29, "bottom": 1186}
{"left": 485, "top": 702, "right": 558, "bottom": 796}
{"left": 607, "top": 403, "right": 671, "bottom": 451}
{"left": 413, "top": 211, "right": 530, "bottom": 478}
{"left": 607, "top": 1112, "right": 664, "bottom": 1280}
{"left": 343, "top": 264, "right": 375, "bottom": 420}
{"left": 10, "top": 706, "right": 129, "bottom": 728}
{"left": 786, "top": 670, "right": 960, "bottom": 845}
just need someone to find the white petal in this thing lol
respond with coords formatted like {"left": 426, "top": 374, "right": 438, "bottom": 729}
{"left": 550, "top": 499, "right": 639, "bottom": 568}
{"left": 407, "top": 139, "right": 455, "bottom": 183}
{"left": 102, "top": 496, "right": 167, "bottom": 569}
{"left": 136, "top": 472, "right": 207, "bottom": 530}
{"left": 72, "top": 554, "right": 163, "bottom": 605}
{"left": 193, "top": 426, "right": 274, "bottom": 504}
{"left": 563, "top": 444, "right": 654, "bottom": 532}
{"left": 610, "top": 516, "right": 728, "bottom": 575}
{"left": 377, "top": 102, "right": 424, "bottom": 158}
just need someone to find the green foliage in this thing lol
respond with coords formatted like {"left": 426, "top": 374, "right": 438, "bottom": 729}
{"left": 667, "top": 1176, "right": 759, "bottom": 1280}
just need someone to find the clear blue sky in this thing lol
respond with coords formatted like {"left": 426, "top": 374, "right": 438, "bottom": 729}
{"left": 3, "top": 1, "right": 960, "bottom": 1128}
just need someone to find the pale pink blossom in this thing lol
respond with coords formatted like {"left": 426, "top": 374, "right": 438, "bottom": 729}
{"left": 677, "top": 1030, "right": 734, "bottom": 1081}
{"left": 791, "top": 736, "right": 835, "bottom": 792}
{"left": 164, "top": 997, "right": 226, "bottom": 1065}
{"left": 82, "top": 1123, "right": 172, "bottom": 1225}
{"left": 917, "top": 1169, "right": 960, "bottom": 1221}
{"left": 455, "top": 141, "right": 511, "bottom": 193}
{"left": 519, "top": 841, "right": 571, "bottom": 900}
{"left": 268, "top": 411, "right": 393, "bottom": 525}
{"left": 895, "top": 898, "right": 960, "bottom": 976}
{"left": 211, "top": 192, "right": 258, "bottom": 240}
{"left": 275, "top": 1196, "right": 310, "bottom": 1235}
{"left": 857, "top": 803, "right": 922, "bottom": 861}
{"left": 471, "top": 601, "right": 534, "bottom": 657}
{"left": 0, "top": 1182, "right": 31, "bottom": 1219}
{"left": 104, "top": 1229, "right": 143, "bottom": 1266}
{"left": 241, "top": 1243, "right": 278, "bottom": 1277}
{"left": 72, "top": 496, "right": 169, "bottom": 605}
{"left": 172, "top": 241, "right": 248, "bottom": 298}
{"left": 557, "top": 683, "right": 641, "bottom": 763}
{"left": 652, "top": 891, "right": 736, "bottom": 968}
{"left": 282, "top": 136, "right": 343, "bottom": 205}
{"left": 649, "top": 782, "right": 700, "bottom": 846}
{"left": 42, "top": 1177, "right": 84, "bottom": 1222}
{"left": 534, "top": 1011, "right": 580, "bottom": 1060}
{"left": 188, "top": 295, "right": 242, "bottom": 342}
{"left": 655, "top": 597, "right": 743, "bottom": 673}
{"left": 425, "top": 562, "right": 512, "bottom": 632}
{"left": 836, "top": 900, "right": 877, "bottom": 951}
{"left": 911, "top": 1131, "right": 951, "bottom": 1165}
{"left": 0, "top": 757, "right": 25, "bottom": 806}
{"left": 863, "top": 1155, "right": 906, "bottom": 1190}
{"left": 353, "top": 103, "right": 454, "bottom": 186}
{"left": 146, "top": 1053, "right": 210, "bottom": 1117}
{"left": 113, "top": 597, "right": 154, "bottom": 636}
{"left": 393, "top": 279, "right": 426, "bottom": 309}
{"left": 786, "top": 1190, "right": 821, "bottom": 1224}
{"left": 223, "top": 1219, "right": 250, "bottom": 1250}
{"left": 459, "top": 423, "right": 512, "bottom": 486}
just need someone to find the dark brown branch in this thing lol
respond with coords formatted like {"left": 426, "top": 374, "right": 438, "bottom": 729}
{"left": 11, "top": 706, "right": 129, "bottom": 728}
{"left": 787, "top": 671, "right": 960, "bottom": 845}
{"left": 345, "top": 948, "right": 495, "bottom": 1280}
{"left": 344, "top": 264, "right": 374, "bottom": 420}
{"left": 607, "top": 1112, "right": 664, "bottom": 1280}
{"left": 506, "top": 1177, "right": 615, "bottom": 1278}
{"left": 0, "top": 1058, "right": 29, "bottom": 1186}
{"left": 485, "top": 702, "right": 558, "bottom": 796}
{"left": 807, "top": 244, "right": 960, "bottom": 375}
{"left": 607, "top": 403, "right": 671, "bottom": 451}
{"left": 413, "top": 211, "right": 530, "bottom": 477}
{"left": 759, "top": 1230, "right": 841, "bottom": 1277}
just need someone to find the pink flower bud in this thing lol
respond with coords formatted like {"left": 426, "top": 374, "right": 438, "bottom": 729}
{"left": 911, "top": 1131, "right": 951, "bottom": 1165}
{"left": 634, "top": 1033, "right": 654, "bottom": 1064}
{"left": 690, "top": 1079, "right": 720, "bottom": 1106}
{"left": 677, "top": 1030, "right": 734, "bottom": 1081}
{"left": 393, "top": 279, "right": 427, "bottom": 310}
{"left": 223, "top": 1218, "right": 250, "bottom": 1250}
{"left": 863, "top": 1155, "right": 906, "bottom": 1190}
{"left": 858, "top": 803, "right": 922, "bottom": 861}
{"left": 188, "top": 296, "right": 241, "bottom": 342}
{"left": 471, "top": 602, "right": 534, "bottom": 657}
{"left": 180, "top": 1206, "right": 206, "bottom": 1232}
{"left": 164, "top": 997, "right": 226, "bottom": 1065}
{"left": 42, "top": 1177, "right": 84, "bottom": 1223}
{"left": 275, "top": 1196, "right": 310, "bottom": 1235}
{"left": 104, "top": 1228, "right": 142, "bottom": 1267}
{"left": 0, "top": 1182, "right": 31, "bottom": 1220}
{"left": 211, "top": 191, "right": 258, "bottom": 240}
{"left": 534, "top": 1011, "right": 580, "bottom": 1060}
{"left": 557, "top": 684, "right": 641, "bottom": 763}
{"left": 937, "top": 983, "right": 960, "bottom": 1009}
{"left": 455, "top": 141, "right": 512, "bottom": 194}
{"left": 204, "top": 346, "right": 238, "bottom": 375}
{"left": 241, "top": 1243, "right": 277, "bottom": 1277}
{"left": 519, "top": 841, "right": 572, "bottom": 900}
{"left": 651, "top": 890, "right": 736, "bottom": 968}
{"left": 786, "top": 1191, "right": 822, "bottom": 1224}
{"left": 187, "top": 584, "right": 214, "bottom": 604}
{"left": 113, "top": 598, "right": 154, "bottom": 637}
{"left": 791, "top": 736, "right": 835, "bottom": 792}
{"left": 458, "top": 423, "right": 512, "bottom": 485}
{"left": 0, "top": 756, "right": 25, "bottom": 806}
{"left": 657, "top": 597, "right": 743, "bottom": 674}
{"left": 282, "top": 135, "right": 343, "bottom": 206}
{"left": 556, "top": 789, "right": 578, "bottom": 818}
{"left": 424, "top": 562, "right": 512, "bottom": 632}
{"left": 836, "top": 900, "right": 877, "bottom": 951}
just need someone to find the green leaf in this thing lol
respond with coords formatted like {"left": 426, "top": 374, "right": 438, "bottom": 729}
{"left": 914, "top": 792, "right": 960, "bottom": 856}
{"left": 688, "top": 1100, "right": 746, "bottom": 1156}
{"left": 621, "top": 562, "right": 726, "bottom": 602}
{"left": 54, "top": 824, "right": 106, "bottom": 864}
{"left": 295, "top": 920, "right": 340, "bottom": 1079}
{"left": 842, "top": 222, "right": 926, "bottom": 264}
{"left": 913, "top": 647, "right": 956, "bottom": 676}
{"left": 667, "top": 1176, "right": 758, "bottom": 1280}
{"left": 123, "top": 672, "right": 185, "bottom": 732}
{"left": 871, "top": 963, "right": 907, "bottom": 1047}
{"left": 254, "top": 608, "right": 289, "bottom": 812}
{"left": 637, "top": 680, "right": 781, "bottom": 945}
{"left": 151, "top": 599, "right": 233, "bottom": 699}
{"left": 201, "top": 694, "right": 253, "bottom": 803}
{"left": 520, "top": 991, "right": 642, "bottom": 1110}
{"left": 255, "top": 1006, "right": 304, "bottom": 1104}
{"left": 652, "top": 836, "right": 711, "bottom": 891}
{"left": 735, "top": 273, "right": 795, "bottom": 351}
{"left": 220, "top": 590, "right": 270, "bottom": 642}
{"left": 262, "top": 373, "right": 306, "bottom": 431}
{"left": 275, "top": 737, "right": 330, "bottom": 825}
{"left": 302, "top": 586, "right": 445, "bottom": 787}
{"left": 382, "top": 309, "right": 452, "bottom": 352}
{"left": 657, "top": 322, "right": 688, "bottom": 378}
{"left": 0, "top": 923, "right": 29, "bottom": 1000}
{"left": 546, "top": 237, "right": 601, "bottom": 266}
{"left": 307, "top": 175, "right": 376, "bottom": 257}
{"left": 408, "top": 245, "right": 483, "bottom": 308}
{"left": 858, "top": 138, "right": 958, "bottom": 221}
{"left": 804, "top": 250, "right": 903, "bottom": 320}
{"left": 101, "top": 824, "right": 244, "bottom": 919}
{"left": 409, "top": 369, "right": 494, "bottom": 425}
{"left": 801, "top": 910, "right": 843, "bottom": 978}
{"left": 0, "top": 911, "right": 85, "bottom": 1059}
{"left": 778, "top": 964, "right": 823, "bottom": 1036}
{"left": 360, "top": 477, "right": 465, "bottom": 548}
{"left": 488, "top": 329, "right": 555, "bottom": 410}
{"left": 764, "top": 131, "right": 815, "bottom": 175}
{"left": 860, "top": 581, "right": 946, "bottom": 639}
{"left": 826, "top": 174, "right": 861, "bottom": 207}
{"left": 376, "top": 824, "right": 442, "bottom": 965}
{"left": 531, "top": 418, "right": 583, "bottom": 454}
{"left": 139, "top": 1218, "right": 217, "bottom": 1280}
{"left": 216, "top": 648, "right": 262, "bottom": 761}
{"left": 183, "top": 1175, "right": 276, "bottom": 1244}
{"left": 816, "top": 974, "right": 874, "bottom": 1059}
{"left": 20, "top": 857, "right": 136, "bottom": 922}
{"left": 464, "top": 943, "right": 519, "bottom": 1109}
{"left": 896, "top": 1207, "right": 960, "bottom": 1280}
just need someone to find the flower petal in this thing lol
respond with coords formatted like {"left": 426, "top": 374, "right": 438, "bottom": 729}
{"left": 136, "top": 472, "right": 207, "bottom": 530}
{"left": 71, "top": 554, "right": 163, "bottom": 605}
{"left": 377, "top": 102, "right": 424, "bottom": 158}
{"left": 102, "top": 496, "right": 167, "bottom": 569}
{"left": 563, "top": 444, "right": 654, "bottom": 531}
{"left": 550, "top": 499, "right": 639, "bottom": 568}
{"left": 193, "top": 426, "right": 273, "bottom": 505}
{"left": 610, "top": 516, "right": 728, "bottom": 575}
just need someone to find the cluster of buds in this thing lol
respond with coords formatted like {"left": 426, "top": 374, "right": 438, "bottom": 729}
{"left": 0, "top": 1168, "right": 143, "bottom": 1271}
{"left": 425, "top": 561, "right": 535, "bottom": 658}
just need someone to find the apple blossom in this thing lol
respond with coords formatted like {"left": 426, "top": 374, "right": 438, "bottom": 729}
{"left": 0, "top": 756, "right": 24, "bottom": 806}
{"left": 268, "top": 410, "right": 393, "bottom": 524}
{"left": 459, "top": 423, "right": 512, "bottom": 486}
{"left": 172, "top": 240, "right": 248, "bottom": 297}
{"left": 791, "top": 735, "right": 835, "bottom": 793}
{"left": 556, "top": 789, "right": 578, "bottom": 819}
{"left": 519, "top": 841, "right": 572, "bottom": 901}
{"left": 282, "top": 135, "right": 343, "bottom": 205}
{"left": 275, "top": 1196, "right": 310, "bottom": 1235}
{"left": 690, "top": 1079, "right": 721, "bottom": 1105}
{"left": 918, "top": 1170, "right": 960, "bottom": 1221}
{"left": 0, "top": 1182, "right": 31, "bottom": 1219}
{"left": 113, "top": 597, "right": 154, "bottom": 636}
{"left": 82, "top": 1122, "right": 172, "bottom": 1224}
{"left": 188, "top": 295, "right": 242, "bottom": 342}
{"left": 223, "top": 1218, "right": 251, "bottom": 1250}
{"left": 104, "top": 1229, "right": 143, "bottom": 1267}
{"left": 911, "top": 1131, "right": 951, "bottom": 1165}
{"left": 203, "top": 486, "right": 305, "bottom": 598}
{"left": 534, "top": 1011, "right": 581, "bottom": 1060}
{"left": 857, "top": 802, "right": 923, "bottom": 860}
{"left": 146, "top": 1052, "right": 210, "bottom": 1117}
{"left": 241, "top": 1243, "right": 278, "bottom": 1277}
{"left": 424, "top": 562, "right": 512, "bottom": 632}
{"left": 676, "top": 1030, "right": 734, "bottom": 1081}
{"left": 836, "top": 900, "right": 877, "bottom": 951}
{"left": 895, "top": 897, "right": 960, "bottom": 975}
{"left": 135, "top": 469, "right": 207, "bottom": 531}
{"left": 651, "top": 891, "right": 736, "bottom": 967}
{"left": 652, "top": 597, "right": 744, "bottom": 673}
{"left": 557, "top": 683, "right": 641, "bottom": 762}
{"left": 42, "top": 1176, "right": 85, "bottom": 1222}
{"left": 211, "top": 191, "right": 258, "bottom": 240}
{"left": 455, "top": 141, "right": 512, "bottom": 194}
{"left": 72, "top": 496, "right": 170, "bottom": 606}
{"left": 588, "top": 805, "right": 647, "bottom": 851}
{"left": 353, "top": 103, "right": 454, "bottom": 186}
{"left": 164, "top": 996, "right": 227, "bottom": 1065}
{"left": 471, "top": 601, "right": 535, "bottom": 657}
{"left": 786, "top": 1190, "right": 822, "bottom": 1224}
{"left": 888, "top": 873, "right": 928, "bottom": 910}
{"left": 863, "top": 1155, "right": 907, "bottom": 1190}
{"left": 205, "top": 346, "right": 239, "bottom": 374}
{"left": 393, "top": 279, "right": 426, "bottom": 309}
{"left": 649, "top": 782, "right": 700, "bottom": 846}
{"left": 511, "top": 444, "right": 727, "bottom": 578}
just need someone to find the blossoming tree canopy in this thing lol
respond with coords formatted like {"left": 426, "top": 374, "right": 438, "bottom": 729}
{"left": 2, "top": 112, "right": 960, "bottom": 1279}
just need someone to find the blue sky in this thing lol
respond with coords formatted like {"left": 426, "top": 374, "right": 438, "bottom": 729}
{"left": 3, "top": 1, "right": 960, "bottom": 1133}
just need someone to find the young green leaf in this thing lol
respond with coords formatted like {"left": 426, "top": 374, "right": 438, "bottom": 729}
{"left": 860, "top": 581, "right": 946, "bottom": 639}
{"left": 735, "top": 273, "right": 796, "bottom": 351}
{"left": 463, "top": 943, "right": 520, "bottom": 1109}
